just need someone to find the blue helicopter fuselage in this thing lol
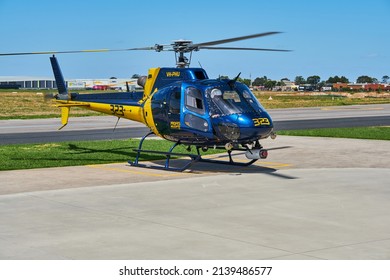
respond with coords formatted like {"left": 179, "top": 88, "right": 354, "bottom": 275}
{"left": 68, "top": 67, "right": 273, "bottom": 147}
{"left": 147, "top": 68, "right": 273, "bottom": 146}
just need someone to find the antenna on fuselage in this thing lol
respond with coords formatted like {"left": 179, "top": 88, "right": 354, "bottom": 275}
{"left": 228, "top": 72, "right": 241, "bottom": 88}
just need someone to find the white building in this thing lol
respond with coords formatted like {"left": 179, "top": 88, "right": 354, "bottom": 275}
{"left": 67, "top": 78, "right": 139, "bottom": 91}
{"left": 0, "top": 76, "right": 56, "bottom": 89}
{"left": 0, "top": 76, "right": 138, "bottom": 90}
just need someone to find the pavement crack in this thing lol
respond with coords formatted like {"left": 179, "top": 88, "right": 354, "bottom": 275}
{"left": 296, "top": 237, "right": 390, "bottom": 258}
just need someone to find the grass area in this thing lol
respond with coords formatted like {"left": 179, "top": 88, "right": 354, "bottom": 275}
{"left": 0, "top": 90, "right": 102, "bottom": 119}
{"left": 256, "top": 92, "right": 390, "bottom": 109}
{"left": 0, "top": 139, "right": 221, "bottom": 171}
{"left": 1, "top": 89, "right": 389, "bottom": 119}
{"left": 277, "top": 126, "right": 390, "bottom": 140}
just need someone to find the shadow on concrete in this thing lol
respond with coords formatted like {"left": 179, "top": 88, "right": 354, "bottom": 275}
{"left": 132, "top": 147, "right": 298, "bottom": 180}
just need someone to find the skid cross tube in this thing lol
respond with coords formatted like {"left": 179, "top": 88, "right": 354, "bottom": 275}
{"left": 128, "top": 132, "right": 202, "bottom": 171}
{"left": 195, "top": 146, "right": 258, "bottom": 167}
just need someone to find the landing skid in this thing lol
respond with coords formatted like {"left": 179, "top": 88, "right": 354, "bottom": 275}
{"left": 128, "top": 132, "right": 259, "bottom": 172}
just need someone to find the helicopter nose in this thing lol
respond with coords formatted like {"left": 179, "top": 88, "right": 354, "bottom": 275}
{"left": 237, "top": 113, "right": 273, "bottom": 140}
{"left": 214, "top": 122, "right": 241, "bottom": 141}
{"left": 213, "top": 113, "right": 273, "bottom": 142}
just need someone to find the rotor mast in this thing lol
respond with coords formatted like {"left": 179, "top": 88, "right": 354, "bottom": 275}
{"left": 172, "top": 39, "right": 194, "bottom": 68}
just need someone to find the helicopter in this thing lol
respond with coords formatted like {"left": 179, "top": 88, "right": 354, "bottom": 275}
{"left": 1, "top": 32, "right": 290, "bottom": 171}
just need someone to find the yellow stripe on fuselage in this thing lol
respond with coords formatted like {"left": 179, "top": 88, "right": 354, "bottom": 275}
{"left": 56, "top": 101, "right": 145, "bottom": 124}
{"left": 141, "top": 95, "right": 161, "bottom": 137}
{"left": 54, "top": 67, "right": 163, "bottom": 134}
{"left": 143, "top": 67, "right": 160, "bottom": 100}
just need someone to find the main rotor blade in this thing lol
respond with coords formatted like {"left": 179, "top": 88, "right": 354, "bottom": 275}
{"left": 199, "top": 46, "right": 291, "bottom": 52}
{"left": 193, "top": 32, "right": 282, "bottom": 47}
{"left": 0, "top": 49, "right": 109, "bottom": 56}
{"left": 0, "top": 47, "right": 156, "bottom": 56}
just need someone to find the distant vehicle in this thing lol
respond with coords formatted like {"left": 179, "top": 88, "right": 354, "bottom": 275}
{"left": 92, "top": 85, "right": 110, "bottom": 90}
{"left": 298, "top": 85, "right": 315, "bottom": 91}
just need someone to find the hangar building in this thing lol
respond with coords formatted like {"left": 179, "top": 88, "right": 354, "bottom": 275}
{"left": 0, "top": 76, "right": 56, "bottom": 89}
{"left": 0, "top": 76, "right": 138, "bottom": 91}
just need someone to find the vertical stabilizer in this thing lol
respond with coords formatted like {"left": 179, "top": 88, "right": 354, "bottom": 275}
{"left": 50, "top": 55, "right": 68, "bottom": 95}
{"left": 58, "top": 106, "right": 70, "bottom": 130}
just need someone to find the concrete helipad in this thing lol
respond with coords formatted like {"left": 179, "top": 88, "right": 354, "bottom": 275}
{"left": 1, "top": 136, "right": 390, "bottom": 259}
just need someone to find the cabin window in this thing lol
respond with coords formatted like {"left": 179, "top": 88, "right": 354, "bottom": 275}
{"left": 184, "top": 113, "right": 209, "bottom": 132}
{"left": 194, "top": 70, "right": 207, "bottom": 80}
{"left": 169, "top": 90, "right": 181, "bottom": 114}
{"left": 185, "top": 86, "right": 205, "bottom": 115}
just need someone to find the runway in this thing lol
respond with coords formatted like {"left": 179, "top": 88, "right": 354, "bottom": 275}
{"left": 1, "top": 104, "right": 389, "bottom": 144}
{"left": 1, "top": 135, "right": 390, "bottom": 259}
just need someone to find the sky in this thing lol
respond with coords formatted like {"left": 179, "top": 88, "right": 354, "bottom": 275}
{"left": 0, "top": 0, "right": 389, "bottom": 82}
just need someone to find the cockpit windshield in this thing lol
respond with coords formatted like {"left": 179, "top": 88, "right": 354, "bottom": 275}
{"left": 206, "top": 83, "right": 265, "bottom": 116}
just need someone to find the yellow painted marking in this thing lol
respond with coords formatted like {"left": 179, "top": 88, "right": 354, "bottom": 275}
{"left": 257, "top": 161, "right": 292, "bottom": 168}
{"left": 166, "top": 71, "right": 181, "bottom": 77}
{"left": 252, "top": 117, "right": 271, "bottom": 126}
{"left": 170, "top": 121, "right": 180, "bottom": 129}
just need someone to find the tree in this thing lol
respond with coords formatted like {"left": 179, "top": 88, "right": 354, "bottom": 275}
{"left": 252, "top": 76, "right": 268, "bottom": 86}
{"left": 356, "top": 75, "right": 375, "bottom": 83}
{"left": 339, "top": 76, "right": 349, "bottom": 83}
{"left": 382, "top": 75, "right": 389, "bottom": 83}
{"left": 326, "top": 75, "right": 349, "bottom": 84}
{"left": 294, "top": 76, "right": 305, "bottom": 85}
{"left": 238, "top": 77, "right": 251, "bottom": 87}
{"left": 306, "top": 75, "right": 321, "bottom": 86}
{"left": 264, "top": 80, "right": 276, "bottom": 90}
{"left": 326, "top": 76, "right": 337, "bottom": 84}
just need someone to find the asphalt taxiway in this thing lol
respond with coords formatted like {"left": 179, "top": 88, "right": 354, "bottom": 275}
{"left": 1, "top": 135, "right": 389, "bottom": 259}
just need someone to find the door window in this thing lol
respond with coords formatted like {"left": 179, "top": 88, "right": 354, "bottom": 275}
{"left": 185, "top": 86, "right": 205, "bottom": 115}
